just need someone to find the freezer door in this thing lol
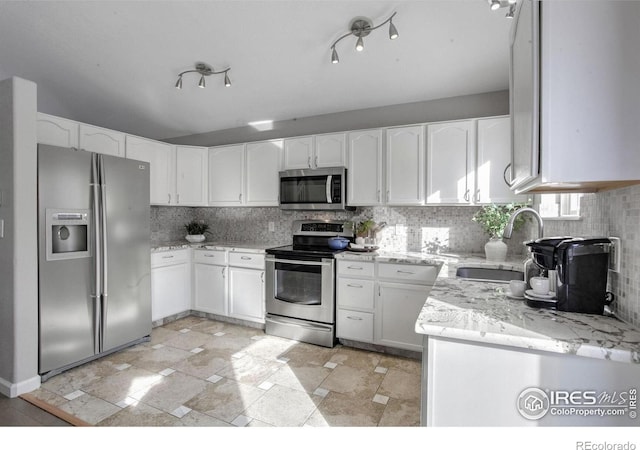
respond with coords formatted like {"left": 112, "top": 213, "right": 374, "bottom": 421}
{"left": 100, "top": 154, "right": 151, "bottom": 351}
{"left": 38, "top": 145, "right": 96, "bottom": 374}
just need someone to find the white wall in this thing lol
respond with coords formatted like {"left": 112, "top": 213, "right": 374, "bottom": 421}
{"left": 0, "top": 77, "right": 40, "bottom": 397}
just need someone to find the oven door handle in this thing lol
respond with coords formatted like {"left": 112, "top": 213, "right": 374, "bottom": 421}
{"left": 274, "top": 296, "right": 321, "bottom": 306}
{"left": 266, "top": 256, "right": 333, "bottom": 267}
{"left": 326, "top": 175, "right": 332, "bottom": 204}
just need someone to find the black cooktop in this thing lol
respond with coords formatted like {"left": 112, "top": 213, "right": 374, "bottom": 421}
{"left": 265, "top": 244, "right": 346, "bottom": 259}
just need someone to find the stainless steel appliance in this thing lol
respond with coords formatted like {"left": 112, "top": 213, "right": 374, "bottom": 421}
{"left": 38, "top": 144, "right": 151, "bottom": 381}
{"left": 526, "top": 237, "right": 612, "bottom": 314}
{"left": 278, "top": 166, "right": 354, "bottom": 211}
{"left": 265, "top": 220, "right": 354, "bottom": 347}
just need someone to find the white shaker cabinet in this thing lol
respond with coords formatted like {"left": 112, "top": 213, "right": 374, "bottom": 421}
{"left": 208, "top": 145, "right": 245, "bottom": 206}
{"left": 245, "top": 140, "right": 282, "bottom": 206}
{"left": 37, "top": 113, "right": 79, "bottom": 148}
{"left": 79, "top": 123, "right": 126, "bottom": 157}
{"left": 283, "top": 136, "right": 314, "bottom": 170}
{"left": 227, "top": 252, "right": 266, "bottom": 323}
{"left": 125, "top": 135, "right": 175, "bottom": 205}
{"left": 426, "top": 120, "right": 475, "bottom": 204}
{"left": 175, "top": 145, "right": 208, "bottom": 206}
{"left": 193, "top": 250, "right": 228, "bottom": 316}
{"left": 377, "top": 282, "right": 431, "bottom": 351}
{"left": 386, "top": 125, "right": 425, "bottom": 205}
{"left": 347, "top": 129, "right": 384, "bottom": 206}
{"left": 150, "top": 249, "right": 191, "bottom": 322}
{"left": 476, "top": 117, "right": 527, "bottom": 204}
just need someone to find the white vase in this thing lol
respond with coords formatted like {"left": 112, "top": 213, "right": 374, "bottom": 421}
{"left": 484, "top": 237, "right": 507, "bottom": 262}
{"left": 185, "top": 234, "right": 205, "bottom": 243}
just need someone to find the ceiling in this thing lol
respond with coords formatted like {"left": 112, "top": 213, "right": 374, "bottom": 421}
{"left": 0, "top": 0, "right": 512, "bottom": 141}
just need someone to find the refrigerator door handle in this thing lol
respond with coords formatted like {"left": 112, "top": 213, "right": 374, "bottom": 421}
{"left": 91, "top": 153, "right": 102, "bottom": 355}
{"left": 99, "top": 155, "right": 109, "bottom": 353}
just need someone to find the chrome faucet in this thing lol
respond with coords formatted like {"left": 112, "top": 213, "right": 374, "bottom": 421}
{"left": 502, "top": 207, "right": 544, "bottom": 240}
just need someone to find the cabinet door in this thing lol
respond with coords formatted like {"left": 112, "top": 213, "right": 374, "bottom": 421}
{"left": 175, "top": 146, "right": 208, "bottom": 206}
{"left": 426, "top": 121, "right": 475, "bottom": 204}
{"left": 126, "top": 135, "right": 175, "bottom": 205}
{"left": 194, "top": 263, "right": 227, "bottom": 316}
{"left": 377, "top": 282, "right": 431, "bottom": 352}
{"left": 151, "top": 263, "right": 190, "bottom": 321}
{"left": 228, "top": 267, "right": 264, "bottom": 323}
{"left": 208, "top": 145, "right": 245, "bottom": 206}
{"left": 245, "top": 140, "right": 282, "bottom": 206}
{"left": 509, "top": 0, "right": 540, "bottom": 189}
{"left": 283, "top": 137, "right": 313, "bottom": 170}
{"left": 476, "top": 117, "right": 527, "bottom": 204}
{"left": 37, "top": 113, "right": 79, "bottom": 148}
{"left": 315, "top": 133, "right": 346, "bottom": 168}
{"left": 347, "top": 129, "right": 384, "bottom": 206}
{"left": 79, "top": 123, "right": 126, "bottom": 157}
{"left": 386, "top": 125, "right": 425, "bottom": 205}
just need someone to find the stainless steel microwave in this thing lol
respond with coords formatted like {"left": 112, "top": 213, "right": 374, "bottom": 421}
{"left": 279, "top": 166, "right": 354, "bottom": 210}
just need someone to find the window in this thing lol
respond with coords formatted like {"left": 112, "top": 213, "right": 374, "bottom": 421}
{"left": 538, "top": 193, "right": 582, "bottom": 219}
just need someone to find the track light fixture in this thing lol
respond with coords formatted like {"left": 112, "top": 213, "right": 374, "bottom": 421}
{"left": 175, "top": 63, "right": 231, "bottom": 90}
{"left": 329, "top": 12, "right": 398, "bottom": 64}
{"left": 488, "top": 0, "right": 518, "bottom": 17}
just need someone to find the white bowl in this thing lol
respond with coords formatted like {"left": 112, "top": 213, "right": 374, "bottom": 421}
{"left": 186, "top": 234, "right": 205, "bottom": 243}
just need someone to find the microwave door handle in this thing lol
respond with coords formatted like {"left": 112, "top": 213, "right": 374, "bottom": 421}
{"left": 326, "top": 175, "right": 332, "bottom": 204}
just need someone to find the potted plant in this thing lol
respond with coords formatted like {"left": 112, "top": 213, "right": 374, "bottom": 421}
{"left": 184, "top": 220, "right": 210, "bottom": 243}
{"left": 472, "top": 203, "right": 527, "bottom": 261}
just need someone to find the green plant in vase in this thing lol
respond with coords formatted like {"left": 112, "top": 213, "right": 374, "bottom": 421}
{"left": 184, "top": 220, "right": 211, "bottom": 243}
{"left": 472, "top": 203, "right": 528, "bottom": 261}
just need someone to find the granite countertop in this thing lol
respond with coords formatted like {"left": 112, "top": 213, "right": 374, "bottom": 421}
{"left": 151, "top": 240, "right": 289, "bottom": 253}
{"left": 410, "top": 253, "right": 640, "bottom": 364}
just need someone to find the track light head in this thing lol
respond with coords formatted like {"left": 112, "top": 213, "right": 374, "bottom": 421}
{"left": 331, "top": 47, "right": 339, "bottom": 64}
{"left": 506, "top": 4, "right": 516, "bottom": 18}
{"left": 198, "top": 75, "right": 206, "bottom": 88}
{"left": 490, "top": 0, "right": 501, "bottom": 11}
{"left": 175, "top": 76, "right": 183, "bottom": 90}
{"left": 389, "top": 20, "right": 399, "bottom": 40}
{"left": 355, "top": 36, "right": 364, "bottom": 52}
{"left": 224, "top": 72, "right": 231, "bottom": 87}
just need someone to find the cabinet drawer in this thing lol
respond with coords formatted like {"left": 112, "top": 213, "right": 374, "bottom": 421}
{"left": 377, "top": 263, "right": 439, "bottom": 285}
{"left": 337, "top": 278, "right": 375, "bottom": 310}
{"left": 337, "top": 260, "right": 375, "bottom": 278}
{"left": 337, "top": 309, "right": 374, "bottom": 342}
{"left": 228, "top": 251, "right": 265, "bottom": 269}
{"left": 193, "top": 249, "right": 227, "bottom": 265}
{"left": 151, "top": 249, "right": 189, "bottom": 267}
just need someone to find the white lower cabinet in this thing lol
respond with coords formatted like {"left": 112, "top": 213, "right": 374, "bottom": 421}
{"left": 336, "top": 259, "right": 439, "bottom": 351}
{"left": 228, "top": 266, "right": 265, "bottom": 323}
{"left": 193, "top": 250, "right": 227, "bottom": 316}
{"left": 150, "top": 249, "right": 191, "bottom": 322}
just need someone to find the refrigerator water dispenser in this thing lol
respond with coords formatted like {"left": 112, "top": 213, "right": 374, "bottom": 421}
{"left": 46, "top": 209, "right": 91, "bottom": 261}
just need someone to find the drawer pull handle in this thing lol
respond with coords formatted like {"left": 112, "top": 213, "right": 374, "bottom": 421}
{"left": 204, "top": 254, "right": 215, "bottom": 258}
{"left": 347, "top": 266, "right": 363, "bottom": 270}
{"left": 346, "top": 316, "right": 363, "bottom": 321}
{"left": 347, "top": 284, "right": 363, "bottom": 288}
{"left": 397, "top": 270, "right": 414, "bottom": 274}
{"left": 162, "top": 255, "right": 174, "bottom": 259}
{"left": 241, "top": 256, "right": 252, "bottom": 260}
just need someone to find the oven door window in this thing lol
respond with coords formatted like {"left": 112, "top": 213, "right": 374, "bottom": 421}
{"left": 275, "top": 261, "right": 322, "bottom": 305}
{"left": 280, "top": 175, "right": 328, "bottom": 204}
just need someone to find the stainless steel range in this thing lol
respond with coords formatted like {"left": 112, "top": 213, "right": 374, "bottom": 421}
{"left": 265, "top": 220, "right": 354, "bottom": 347}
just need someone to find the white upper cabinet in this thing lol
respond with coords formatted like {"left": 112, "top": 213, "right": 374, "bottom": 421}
{"left": 510, "top": 0, "right": 640, "bottom": 193}
{"left": 386, "top": 125, "right": 425, "bottom": 205}
{"left": 37, "top": 113, "right": 79, "bottom": 148}
{"left": 347, "top": 129, "right": 384, "bottom": 206}
{"left": 208, "top": 145, "right": 245, "bottom": 206}
{"left": 283, "top": 133, "right": 346, "bottom": 170}
{"left": 283, "top": 136, "right": 314, "bottom": 170}
{"left": 314, "top": 133, "right": 346, "bottom": 168}
{"left": 125, "top": 135, "right": 175, "bottom": 205}
{"left": 79, "top": 123, "right": 126, "bottom": 157}
{"left": 426, "top": 120, "right": 475, "bottom": 204}
{"left": 245, "top": 140, "right": 283, "bottom": 206}
{"left": 175, "top": 145, "right": 208, "bottom": 206}
{"left": 476, "top": 117, "right": 526, "bottom": 204}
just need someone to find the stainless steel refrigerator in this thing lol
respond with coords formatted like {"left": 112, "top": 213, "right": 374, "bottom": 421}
{"left": 38, "top": 144, "right": 151, "bottom": 381}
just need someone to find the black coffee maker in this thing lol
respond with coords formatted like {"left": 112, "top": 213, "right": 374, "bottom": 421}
{"left": 525, "top": 237, "right": 612, "bottom": 314}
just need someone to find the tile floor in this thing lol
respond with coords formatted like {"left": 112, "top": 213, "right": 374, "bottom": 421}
{"left": 28, "top": 316, "right": 422, "bottom": 427}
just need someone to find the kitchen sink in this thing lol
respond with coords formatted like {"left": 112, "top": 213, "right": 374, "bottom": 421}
{"left": 455, "top": 266, "right": 524, "bottom": 283}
